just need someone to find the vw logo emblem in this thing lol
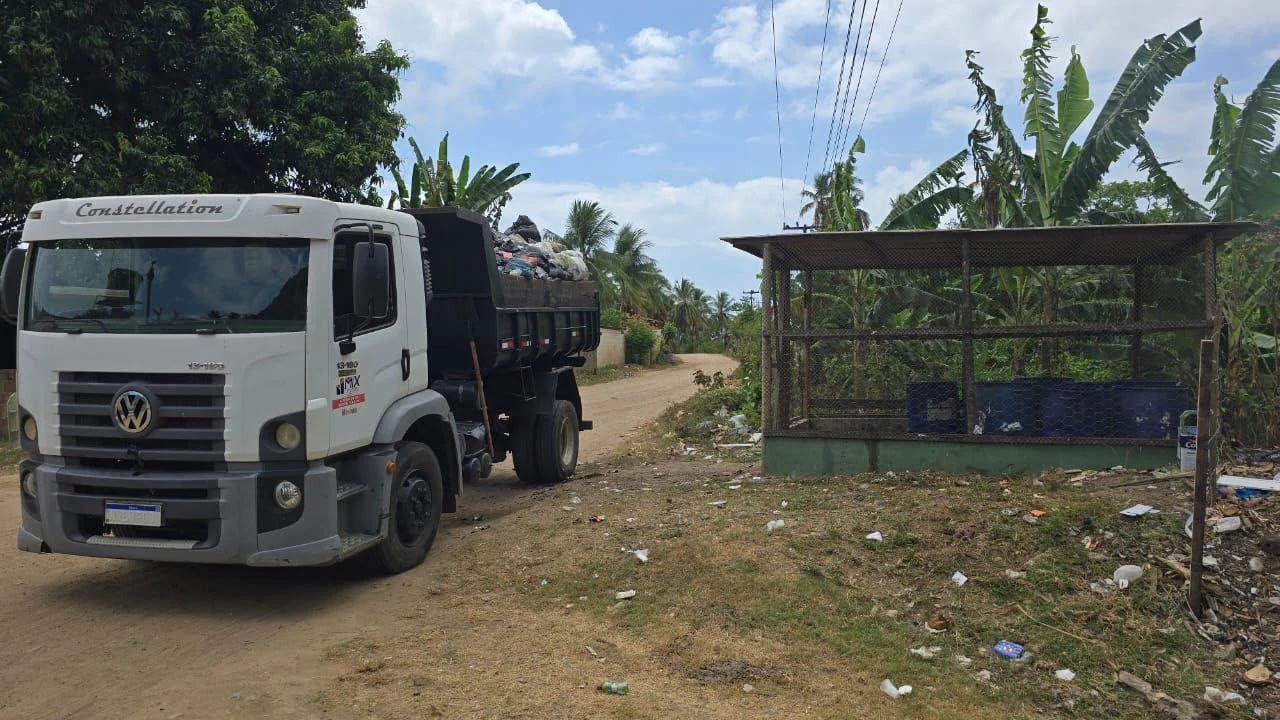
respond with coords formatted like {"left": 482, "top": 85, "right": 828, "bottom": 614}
{"left": 112, "top": 388, "right": 154, "bottom": 434}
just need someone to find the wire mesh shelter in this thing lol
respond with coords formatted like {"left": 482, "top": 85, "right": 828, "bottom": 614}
{"left": 726, "top": 222, "right": 1259, "bottom": 475}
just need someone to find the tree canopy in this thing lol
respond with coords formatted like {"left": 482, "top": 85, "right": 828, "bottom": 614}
{"left": 0, "top": 0, "right": 408, "bottom": 240}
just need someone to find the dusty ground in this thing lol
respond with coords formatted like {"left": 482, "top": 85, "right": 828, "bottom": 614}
{"left": 0, "top": 354, "right": 735, "bottom": 720}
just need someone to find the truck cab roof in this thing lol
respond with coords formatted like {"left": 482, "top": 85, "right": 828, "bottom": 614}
{"left": 22, "top": 194, "right": 415, "bottom": 243}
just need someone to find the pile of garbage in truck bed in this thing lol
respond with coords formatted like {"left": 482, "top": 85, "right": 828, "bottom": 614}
{"left": 493, "top": 215, "right": 589, "bottom": 282}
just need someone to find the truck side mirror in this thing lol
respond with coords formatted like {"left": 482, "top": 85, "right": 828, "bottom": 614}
{"left": 1, "top": 247, "right": 26, "bottom": 323}
{"left": 352, "top": 241, "right": 390, "bottom": 321}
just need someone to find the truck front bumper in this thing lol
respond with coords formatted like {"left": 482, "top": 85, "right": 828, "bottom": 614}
{"left": 16, "top": 459, "right": 347, "bottom": 567}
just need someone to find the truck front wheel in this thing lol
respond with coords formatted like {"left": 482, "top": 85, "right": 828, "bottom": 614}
{"left": 367, "top": 442, "right": 443, "bottom": 574}
{"left": 536, "top": 400, "right": 579, "bottom": 483}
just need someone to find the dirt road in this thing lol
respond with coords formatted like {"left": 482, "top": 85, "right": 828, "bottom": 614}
{"left": 0, "top": 354, "right": 734, "bottom": 720}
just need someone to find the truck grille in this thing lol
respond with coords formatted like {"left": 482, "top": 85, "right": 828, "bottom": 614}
{"left": 56, "top": 372, "right": 226, "bottom": 464}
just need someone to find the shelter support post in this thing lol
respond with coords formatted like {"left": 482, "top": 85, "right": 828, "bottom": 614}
{"left": 1130, "top": 265, "right": 1144, "bottom": 377}
{"left": 1190, "top": 338, "right": 1216, "bottom": 617}
{"left": 761, "top": 243, "right": 775, "bottom": 432}
{"left": 1203, "top": 233, "right": 1220, "bottom": 499}
{"left": 777, "top": 259, "right": 793, "bottom": 428}
{"left": 961, "top": 237, "right": 976, "bottom": 434}
{"left": 801, "top": 270, "right": 812, "bottom": 422}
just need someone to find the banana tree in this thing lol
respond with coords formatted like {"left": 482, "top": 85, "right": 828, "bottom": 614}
{"left": 827, "top": 137, "right": 871, "bottom": 231}
{"left": 1204, "top": 59, "right": 1280, "bottom": 222}
{"left": 388, "top": 133, "right": 531, "bottom": 225}
{"left": 878, "top": 150, "right": 974, "bottom": 230}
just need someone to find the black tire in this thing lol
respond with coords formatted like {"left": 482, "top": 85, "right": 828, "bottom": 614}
{"left": 511, "top": 414, "right": 542, "bottom": 485}
{"left": 535, "top": 400, "right": 579, "bottom": 483}
{"left": 367, "top": 442, "right": 443, "bottom": 574}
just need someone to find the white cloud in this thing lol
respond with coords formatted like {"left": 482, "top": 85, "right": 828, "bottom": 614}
{"left": 745, "top": 135, "right": 770, "bottom": 143}
{"left": 628, "top": 143, "right": 666, "bottom": 156}
{"left": 629, "top": 27, "right": 682, "bottom": 55}
{"left": 601, "top": 102, "right": 632, "bottom": 120}
{"left": 695, "top": 76, "right": 735, "bottom": 88}
{"left": 688, "top": 109, "right": 724, "bottom": 123}
{"left": 606, "top": 53, "right": 686, "bottom": 91}
{"left": 537, "top": 142, "right": 581, "bottom": 158}
{"left": 929, "top": 105, "right": 977, "bottom": 135}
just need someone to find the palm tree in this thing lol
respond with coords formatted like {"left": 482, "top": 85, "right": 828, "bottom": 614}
{"left": 671, "top": 279, "right": 710, "bottom": 344}
{"left": 800, "top": 171, "right": 834, "bottom": 229}
{"left": 1204, "top": 59, "right": 1280, "bottom": 222}
{"left": 388, "top": 133, "right": 530, "bottom": 225}
{"left": 712, "top": 291, "right": 732, "bottom": 349}
{"left": 605, "top": 224, "right": 667, "bottom": 317}
{"left": 562, "top": 200, "right": 617, "bottom": 263}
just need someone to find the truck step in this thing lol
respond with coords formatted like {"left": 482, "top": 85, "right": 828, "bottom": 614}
{"left": 338, "top": 532, "right": 381, "bottom": 556}
{"left": 336, "top": 482, "right": 368, "bottom": 502}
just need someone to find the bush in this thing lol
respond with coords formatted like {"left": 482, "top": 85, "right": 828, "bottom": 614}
{"left": 624, "top": 319, "right": 657, "bottom": 365}
{"left": 600, "top": 307, "right": 624, "bottom": 330}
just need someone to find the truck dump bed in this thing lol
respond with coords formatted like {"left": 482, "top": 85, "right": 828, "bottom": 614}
{"left": 400, "top": 207, "right": 600, "bottom": 382}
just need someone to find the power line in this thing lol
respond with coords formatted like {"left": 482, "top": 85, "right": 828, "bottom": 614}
{"left": 830, "top": 0, "right": 870, "bottom": 167}
{"left": 770, "top": 0, "right": 787, "bottom": 226}
{"left": 799, "top": 0, "right": 834, "bottom": 222}
{"left": 838, "top": 0, "right": 881, "bottom": 154}
{"left": 855, "top": 0, "right": 904, "bottom": 140}
{"left": 820, "top": 0, "right": 860, "bottom": 180}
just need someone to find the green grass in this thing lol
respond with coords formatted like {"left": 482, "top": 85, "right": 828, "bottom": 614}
{"left": 575, "top": 363, "right": 642, "bottom": 387}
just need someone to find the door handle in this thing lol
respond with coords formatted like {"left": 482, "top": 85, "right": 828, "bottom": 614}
{"left": 401, "top": 348, "right": 410, "bottom": 381}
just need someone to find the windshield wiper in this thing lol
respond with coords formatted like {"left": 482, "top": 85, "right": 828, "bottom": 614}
{"left": 158, "top": 317, "right": 236, "bottom": 334}
{"left": 31, "top": 317, "right": 110, "bottom": 334}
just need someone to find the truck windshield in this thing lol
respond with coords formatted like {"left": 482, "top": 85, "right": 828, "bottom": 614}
{"left": 25, "top": 238, "right": 309, "bottom": 334}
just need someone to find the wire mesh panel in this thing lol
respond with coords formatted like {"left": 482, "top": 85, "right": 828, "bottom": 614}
{"left": 759, "top": 228, "right": 1220, "bottom": 445}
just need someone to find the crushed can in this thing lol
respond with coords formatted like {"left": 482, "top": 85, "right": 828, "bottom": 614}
{"left": 1178, "top": 410, "right": 1197, "bottom": 472}
{"left": 599, "top": 681, "right": 629, "bottom": 695}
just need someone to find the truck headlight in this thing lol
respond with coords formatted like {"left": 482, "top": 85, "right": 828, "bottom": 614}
{"left": 22, "top": 417, "right": 37, "bottom": 442}
{"left": 273, "top": 481, "right": 302, "bottom": 510}
{"left": 274, "top": 422, "right": 301, "bottom": 450}
{"left": 20, "top": 473, "right": 36, "bottom": 498}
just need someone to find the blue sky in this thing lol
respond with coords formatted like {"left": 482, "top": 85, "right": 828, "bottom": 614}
{"left": 357, "top": 0, "right": 1280, "bottom": 299}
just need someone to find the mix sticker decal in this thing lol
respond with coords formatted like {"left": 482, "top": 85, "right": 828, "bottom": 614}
{"left": 335, "top": 375, "right": 361, "bottom": 396}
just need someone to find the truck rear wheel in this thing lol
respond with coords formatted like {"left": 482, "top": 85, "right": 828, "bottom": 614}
{"left": 367, "top": 442, "right": 443, "bottom": 574}
{"left": 511, "top": 415, "right": 543, "bottom": 485}
{"left": 536, "top": 400, "right": 579, "bottom": 483}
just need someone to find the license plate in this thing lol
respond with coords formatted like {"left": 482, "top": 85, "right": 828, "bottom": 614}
{"left": 104, "top": 501, "right": 163, "bottom": 528}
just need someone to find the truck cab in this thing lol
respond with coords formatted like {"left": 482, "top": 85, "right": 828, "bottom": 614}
{"left": 4, "top": 194, "right": 597, "bottom": 572}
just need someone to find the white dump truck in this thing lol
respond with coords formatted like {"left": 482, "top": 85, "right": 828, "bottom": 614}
{"left": 4, "top": 195, "right": 599, "bottom": 572}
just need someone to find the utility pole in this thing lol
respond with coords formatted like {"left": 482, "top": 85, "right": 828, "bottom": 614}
{"left": 741, "top": 290, "right": 759, "bottom": 310}
{"left": 783, "top": 223, "right": 816, "bottom": 233}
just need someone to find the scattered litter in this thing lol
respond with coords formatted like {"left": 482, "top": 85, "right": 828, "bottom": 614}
{"left": 765, "top": 519, "right": 785, "bottom": 533}
{"left": 1082, "top": 535, "right": 1103, "bottom": 551}
{"left": 976, "top": 670, "right": 993, "bottom": 683}
{"left": 780, "top": 500, "right": 789, "bottom": 508}
{"left": 926, "top": 613, "right": 952, "bottom": 633}
{"left": 910, "top": 646, "right": 943, "bottom": 660}
{"left": 1218, "top": 475, "right": 1280, "bottom": 492}
{"left": 880, "top": 679, "right": 913, "bottom": 699}
{"left": 1244, "top": 663, "right": 1273, "bottom": 685}
{"left": 1113, "top": 564, "right": 1144, "bottom": 589}
{"left": 633, "top": 549, "right": 649, "bottom": 564}
{"left": 598, "top": 681, "right": 629, "bottom": 696}
{"left": 728, "top": 484, "right": 743, "bottom": 490}
{"left": 540, "top": 578, "right": 549, "bottom": 586}
{"left": 1203, "top": 686, "right": 1245, "bottom": 704}
{"left": 1215, "top": 516, "right": 1243, "bottom": 533}
{"left": 1022, "top": 514, "right": 1039, "bottom": 525}
{"left": 742, "top": 683, "right": 754, "bottom": 693}
{"left": 585, "top": 646, "right": 606, "bottom": 663}
{"left": 1029, "top": 509, "right": 1046, "bottom": 518}
{"left": 1120, "top": 504, "right": 1159, "bottom": 517}
{"left": 571, "top": 496, "right": 582, "bottom": 504}
{"left": 1002, "top": 508, "right": 1019, "bottom": 517}
{"left": 951, "top": 571, "right": 968, "bottom": 587}
{"left": 1201, "top": 556, "right": 1219, "bottom": 568}
{"left": 710, "top": 500, "right": 727, "bottom": 508}
{"left": 1090, "top": 580, "right": 1113, "bottom": 595}
{"left": 1054, "top": 669, "right": 1076, "bottom": 682}
{"left": 954, "top": 655, "right": 973, "bottom": 668}
{"left": 1120, "top": 671, "right": 1201, "bottom": 718}
{"left": 471, "top": 514, "right": 484, "bottom": 522}
{"left": 866, "top": 532, "right": 884, "bottom": 542}
{"left": 1250, "top": 556, "right": 1266, "bottom": 572}
{"left": 993, "top": 641, "right": 1025, "bottom": 660}
{"left": 590, "top": 515, "right": 605, "bottom": 523}
{"left": 1004, "top": 569, "right": 1026, "bottom": 580}
{"left": 615, "top": 590, "right": 636, "bottom": 600}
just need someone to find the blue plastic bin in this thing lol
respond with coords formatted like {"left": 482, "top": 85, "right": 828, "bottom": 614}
{"left": 1042, "top": 382, "right": 1113, "bottom": 437}
{"left": 1111, "top": 380, "right": 1190, "bottom": 439}
{"left": 974, "top": 378, "right": 1062, "bottom": 436}
{"left": 906, "top": 381, "right": 962, "bottom": 434}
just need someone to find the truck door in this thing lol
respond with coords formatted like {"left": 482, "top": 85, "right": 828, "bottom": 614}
{"left": 328, "top": 223, "right": 409, "bottom": 455}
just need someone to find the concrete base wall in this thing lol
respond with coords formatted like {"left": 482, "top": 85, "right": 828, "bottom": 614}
{"left": 583, "top": 328, "right": 625, "bottom": 372}
{"left": 763, "top": 435, "right": 1175, "bottom": 476}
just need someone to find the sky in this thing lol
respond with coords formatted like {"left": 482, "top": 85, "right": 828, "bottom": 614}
{"left": 355, "top": 0, "right": 1280, "bottom": 299}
